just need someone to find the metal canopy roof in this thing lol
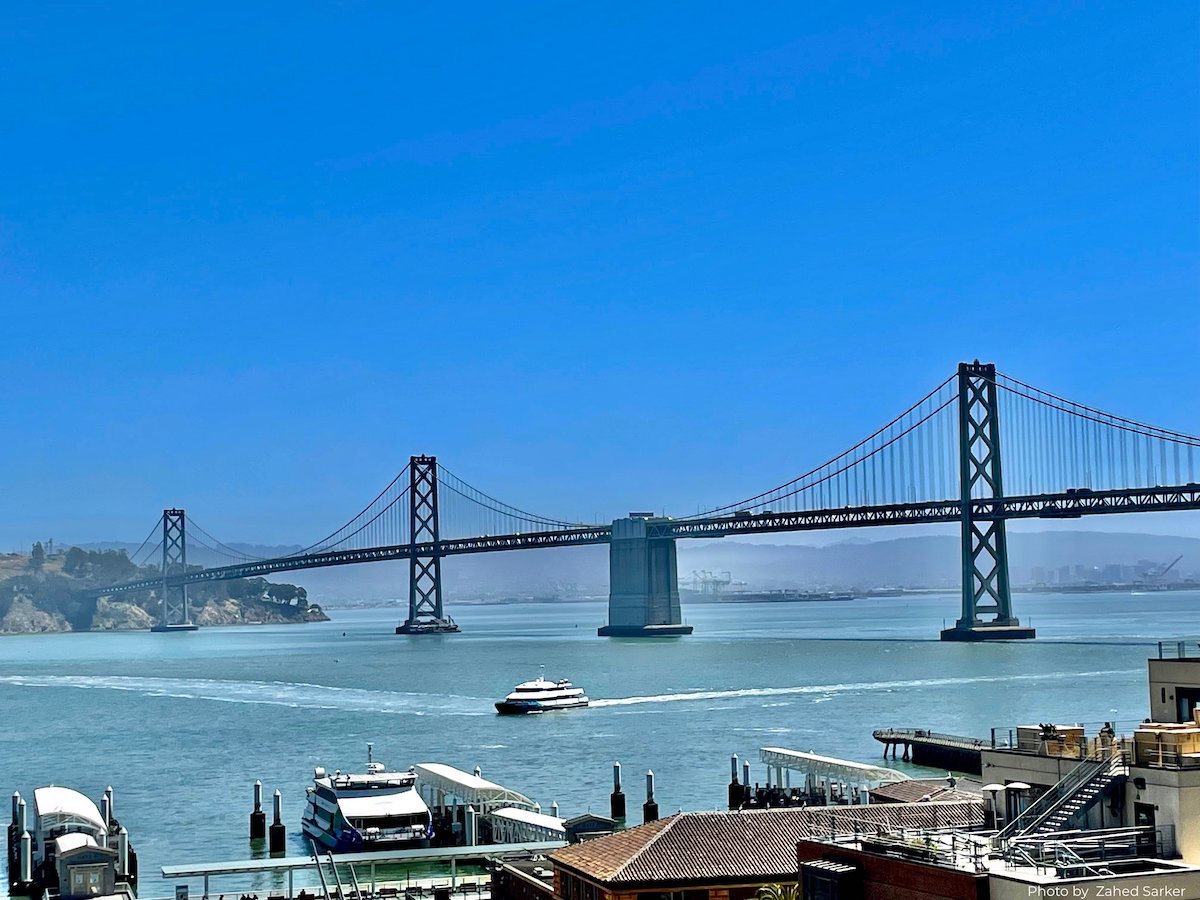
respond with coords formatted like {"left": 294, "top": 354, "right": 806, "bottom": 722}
{"left": 413, "top": 763, "right": 535, "bottom": 811}
{"left": 759, "top": 747, "right": 909, "bottom": 785}
{"left": 161, "top": 841, "right": 567, "bottom": 878}
{"left": 33, "top": 787, "right": 106, "bottom": 833}
{"left": 489, "top": 807, "right": 566, "bottom": 833}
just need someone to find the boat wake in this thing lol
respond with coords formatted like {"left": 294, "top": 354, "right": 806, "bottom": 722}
{"left": 588, "top": 668, "right": 1139, "bottom": 707}
{"left": 0, "top": 674, "right": 490, "bottom": 716}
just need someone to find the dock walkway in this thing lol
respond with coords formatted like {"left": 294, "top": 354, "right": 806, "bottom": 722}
{"left": 872, "top": 728, "right": 990, "bottom": 774}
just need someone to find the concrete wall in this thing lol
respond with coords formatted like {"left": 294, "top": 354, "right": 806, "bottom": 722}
{"left": 604, "top": 518, "right": 683, "bottom": 632}
{"left": 1148, "top": 659, "right": 1200, "bottom": 723}
{"left": 1128, "top": 764, "right": 1200, "bottom": 864}
{"left": 797, "top": 840, "right": 987, "bottom": 900}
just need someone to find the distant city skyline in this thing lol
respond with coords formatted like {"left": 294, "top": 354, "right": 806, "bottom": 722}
{"left": 1, "top": 3, "right": 1197, "bottom": 548}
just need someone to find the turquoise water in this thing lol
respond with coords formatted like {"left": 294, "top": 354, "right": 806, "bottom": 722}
{"left": 2, "top": 590, "right": 1196, "bottom": 895}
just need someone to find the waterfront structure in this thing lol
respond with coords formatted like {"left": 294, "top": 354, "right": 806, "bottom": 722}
{"left": 538, "top": 803, "right": 982, "bottom": 900}
{"left": 90, "top": 363, "right": 1200, "bottom": 639}
{"left": 8, "top": 785, "right": 138, "bottom": 899}
{"left": 410, "top": 763, "right": 568, "bottom": 845}
{"left": 872, "top": 728, "right": 991, "bottom": 774}
{"left": 978, "top": 641, "right": 1200, "bottom": 864}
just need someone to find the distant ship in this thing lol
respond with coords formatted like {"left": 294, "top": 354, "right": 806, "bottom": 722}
{"left": 685, "top": 590, "right": 856, "bottom": 604}
{"left": 495, "top": 675, "right": 589, "bottom": 714}
{"left": 301, "top": 744, "right": 432, "bottom": 852}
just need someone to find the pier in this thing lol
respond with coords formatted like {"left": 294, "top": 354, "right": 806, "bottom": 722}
{"left": 161, "top": 842, "right": 565, "bottom": 900}
{"left": 872, "top": 728, "right": 989, "bottom": 775}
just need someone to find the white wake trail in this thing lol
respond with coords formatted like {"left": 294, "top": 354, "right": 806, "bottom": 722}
{"left": 588, "top": 669, "right": 1139, "bottom": 707}
{"left": 0, "top": 674, "right": 489, "bottom": 716}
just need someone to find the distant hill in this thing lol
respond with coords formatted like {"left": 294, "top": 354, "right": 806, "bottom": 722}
{"left": 0, "top": 546, "right": 327, "bottom": 634}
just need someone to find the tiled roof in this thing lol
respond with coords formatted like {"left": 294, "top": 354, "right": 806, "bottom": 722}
{"left": 868, "top": 779, "right": 980, "bottom": 804}
{"left": 551, "top": 801, "right": 983, "bottom": 886}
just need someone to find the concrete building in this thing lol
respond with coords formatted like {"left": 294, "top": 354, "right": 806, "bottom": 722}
{"left": 797, "top": 826, "right": 1200, "bottom": 900}
{"left": 978, "top": 641, "right": 1200, "bottom": 865}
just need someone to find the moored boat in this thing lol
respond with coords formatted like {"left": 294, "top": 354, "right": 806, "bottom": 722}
{"left": 301, "top": 744, "right": 433, "bottom": 852}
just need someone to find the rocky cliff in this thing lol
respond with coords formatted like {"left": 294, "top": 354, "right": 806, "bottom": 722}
{"left": 0, "top": 547, "right": 329, "bottom": 635}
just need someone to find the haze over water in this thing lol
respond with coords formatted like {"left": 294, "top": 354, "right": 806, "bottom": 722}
{"left": 2, "top": 590, "right": 1197, "bottom": 895}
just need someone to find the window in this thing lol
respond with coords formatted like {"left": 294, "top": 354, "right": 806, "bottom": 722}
{"left": 1176, "top": 687, "right": 1200, "bottom": 723}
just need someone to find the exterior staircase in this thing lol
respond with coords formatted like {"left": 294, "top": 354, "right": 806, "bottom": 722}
{"left": 995, "top": 744, "right": 1128, "bottom": 845}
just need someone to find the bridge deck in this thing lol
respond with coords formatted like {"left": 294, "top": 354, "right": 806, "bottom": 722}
{"left": 93, "top": 483, "right": 1200, "bottom": 597}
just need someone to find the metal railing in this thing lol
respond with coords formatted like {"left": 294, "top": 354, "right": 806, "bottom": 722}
{"left": 873, "top": 728, "right": 990, "bottom": 749}
{"left": 1157, "top": 640, "right": 1200, "bottom": 659}
{"left": 1002, "top": 825, "right": 1177, "bottom": 870}
{"left": 993, "top": 744, "right": 1127, "bottom": 845}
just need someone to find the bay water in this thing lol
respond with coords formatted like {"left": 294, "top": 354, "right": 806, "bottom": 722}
{"left": 2, "top": 590, "right": 1197, "bottom": 895}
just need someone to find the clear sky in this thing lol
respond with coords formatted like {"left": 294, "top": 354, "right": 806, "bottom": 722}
{"left": 1, "top": 3, "right": 1198, "bottom": 549}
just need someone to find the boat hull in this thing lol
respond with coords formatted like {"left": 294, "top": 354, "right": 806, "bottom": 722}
{"left": 495, "top": 698, "right": 589, "bottom": 715}
{"left": 300, "top": 818, "right": 430, "bottom": 854}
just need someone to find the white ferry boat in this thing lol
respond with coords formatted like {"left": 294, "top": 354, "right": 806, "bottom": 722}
{"left": 300, "top": 744, "right": 432, "bottom": 852}
{"left": 495, "top": 674, "right": 589, "bottom": 714}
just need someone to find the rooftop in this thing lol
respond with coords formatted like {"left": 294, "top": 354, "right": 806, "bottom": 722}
{"left": 551, "top": 801, "right": 983, "bottom": 886}
{"left": 868, "top": 779, "right": 980, "bottom": 805}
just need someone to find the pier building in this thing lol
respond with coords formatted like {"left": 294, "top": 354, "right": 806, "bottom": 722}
{"left": 536, "top": 802, "right": 981, "bottom": 900}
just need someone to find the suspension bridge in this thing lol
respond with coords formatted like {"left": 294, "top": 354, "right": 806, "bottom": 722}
{"left": 93, "top": 362, "right": 1200, "bottom": 641}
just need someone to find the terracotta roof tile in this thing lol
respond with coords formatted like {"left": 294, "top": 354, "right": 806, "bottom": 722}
{"left": 551, "top": 801, "right": 983, "bottom": 886}
{"left": 868, "top": 779, "right": 980, "bottom": 804}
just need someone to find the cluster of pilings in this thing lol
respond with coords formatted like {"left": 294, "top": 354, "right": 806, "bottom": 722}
{"left": 249, "top": 781, "right": 287, "bottom": 854}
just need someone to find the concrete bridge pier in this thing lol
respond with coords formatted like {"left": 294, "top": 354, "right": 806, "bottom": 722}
{"left": 598, "top": 516, "right": 693, "bottom": 637}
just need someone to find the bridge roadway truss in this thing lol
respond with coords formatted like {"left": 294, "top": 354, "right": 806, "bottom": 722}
{"left": 97, "top": 483, "right": 1200, "bottom": 595}
{"left": 92, "top": 360, "right": 1200, "bottom": 640}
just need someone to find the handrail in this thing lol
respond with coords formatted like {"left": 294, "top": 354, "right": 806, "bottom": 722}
{"left": 872, "top": 728, "right": 990, "bottom": 748}
{"left": 994, "top": 744, "right": 1126, "bottom": 844}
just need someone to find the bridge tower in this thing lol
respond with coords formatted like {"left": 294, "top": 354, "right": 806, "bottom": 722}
{"left": 598, "top": 516, "right": 693, "bottom": 637}
{"left": 396, "top": 455, "right": 461, "bottom": 635}
{"left": 941, "top": 362, "right": 1035, "bottom": 641}
{"left": 151, "top": 508, "right": 198, "bottom": 632}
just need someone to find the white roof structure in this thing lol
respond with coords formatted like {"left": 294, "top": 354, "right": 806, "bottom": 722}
{"left": 338, "top": 790, "right": 428, "bottom": 819}
{"left": 54, "top": 833, "right": 101, "bottom": 854}
{"left": 33, "top": 787, "right": 106, "bottom": 835}
{"left": 488, "top": 807, "right": 566, "bottom": 833}
{"left": 759, "top": 747, "right": 909, "bottom": 785}
{"left": 413, "top": 764, "right": 535, "bottom": 812}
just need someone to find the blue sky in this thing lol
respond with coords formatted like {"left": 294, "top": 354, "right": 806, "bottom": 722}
{"left": 1, "top": 2, "right": 1198, "bottom": 548}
